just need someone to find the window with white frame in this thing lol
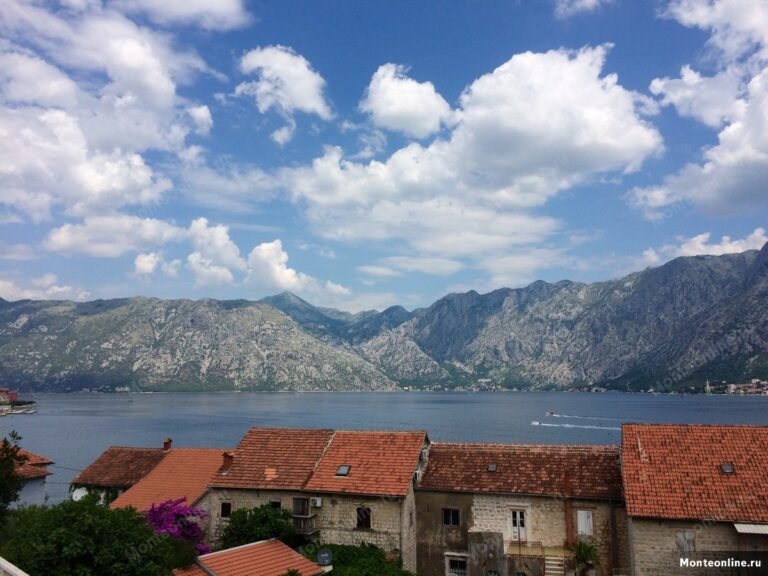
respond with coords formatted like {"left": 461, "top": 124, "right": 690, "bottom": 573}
{"left": 576, "top": 509, "right": 593, "bottom": 537}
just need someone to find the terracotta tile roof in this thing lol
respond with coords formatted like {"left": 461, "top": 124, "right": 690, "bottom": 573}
{"left": 15, "top": 449, "right": 53, "bottom": 480}
{"left": 174, "top": 539, "right": 324, "bottom": 576}
{"left": 622, "top": 424, "right": 768, "bottom": 522}
{"left": 111, "top": 448, "right": 225, "bottom": 512}
{"left": 418, "top": 443, "right": 622, "bottom": 500}
{"left": 72, "top": 446, "right": 168, "bottom": 488}
{"left": 211, "top": 428, "right": 335, "bottom": 490}
{"left": 304, "top": 431, "right": 427, "bottom": 497}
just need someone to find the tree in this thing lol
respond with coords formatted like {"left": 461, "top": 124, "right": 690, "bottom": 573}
{"left": 301, "top": 543, "right": 415, "bottom": 576}
{"left": 571, "top": 539, "right": 600, "bottom": 576}
{"left": 0, "top": 431, "right": 26, "bottom": 521}
{"left": 219, "top": 504, "right": 297, "bottom": 550}
{"left": 145, "top": 497, "right": 211, "bottom": 563}
{"left": 0, "top": 496, "right": 177, "bottom": 576}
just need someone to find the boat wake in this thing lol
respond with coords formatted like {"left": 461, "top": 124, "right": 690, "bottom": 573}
{"left": 531, "top": 421, "right": 620, "bottom": 431}
{"left": 546, "top": 411, "right": 623, "bottom": 421}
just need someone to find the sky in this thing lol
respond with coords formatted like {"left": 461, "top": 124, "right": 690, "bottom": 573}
{"left": 0, "top": 0, "right": 767, "bottom": 312}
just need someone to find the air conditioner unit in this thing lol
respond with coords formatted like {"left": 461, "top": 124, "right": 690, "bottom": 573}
{"left": 310, "top": 497, "right": 323, "bottom": 508}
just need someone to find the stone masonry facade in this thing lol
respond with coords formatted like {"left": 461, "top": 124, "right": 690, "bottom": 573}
{"left": 628, "top": 518, "right": 768, "bottom": 576}
{"left": 205, "top": 487, "right": 416, "bottom": 571}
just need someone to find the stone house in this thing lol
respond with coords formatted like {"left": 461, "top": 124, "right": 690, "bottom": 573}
{"left": 622, "top": 424, "right": 768, "bottom": 576}
{"left": 204, "top": 427, "right": 429, "bottom": 572}
{"left": 416, "top": 443, "right": 628, "bottom": 576}
{"left": 70, "top": 438, "right": 173, "bottom": 503}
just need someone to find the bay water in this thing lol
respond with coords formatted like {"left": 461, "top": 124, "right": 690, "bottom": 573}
{"left": 4, "top": 391, "right": 768, "bottom": 503}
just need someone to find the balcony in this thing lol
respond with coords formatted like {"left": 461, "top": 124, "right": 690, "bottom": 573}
{"left": 292, "top": 513, "right": 319, "bottom": 535}
{"left": 506, "top": 540, "right": 571, "bottom": 559}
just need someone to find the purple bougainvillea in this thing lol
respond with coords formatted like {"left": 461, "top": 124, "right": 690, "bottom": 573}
{"left": 145, "top": 497, "right": 211, "bottom": 555}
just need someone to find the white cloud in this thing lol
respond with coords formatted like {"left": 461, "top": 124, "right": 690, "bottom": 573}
{"left": 187, "top": 218, "right": 247, "bottom": 272}
{"left": 44, "top": 215, "right": 185, "bottom": 257}
{"left": 384, "top": 256, "right": 464, "bottom": 276}
{"left": 0, "top": 274, "right": 90, "bottom": 301}
{"left": 650, "top": 65, "right": 745, "bottom": 128}
{"left": 554, "top": 0, "right": 612, "bottom": 19}
{"left": 0, "top": 2, "right": 224, "bottom": 221}
{"left": 0, "top": 50, "right": 80, "bottom": 108}
{"left": 180, "top": 159, "right": 277, "bottom": 213}
{"left": 633, "top": 66, "right": 768, "bottom": 217}
{"left": 187, "top": 105, "right": 213, "bottom": 135}
{"left": 0, "top": 108, "right": 171, "bottom": 221}
{"left": 236, "top": 45, "right": 332, "bottom": 143}
{"left": 186, "top": 252, "right": 235, "bottom": 287}
{"left": 246, "top": 239, "right": 313, "bottom": 292}
{"left": 479, "top": 248, "right": 566, "bottom": 288}
{"left": 357, "top": 265, "right": 401, "bottom": 278}
{"left": 641, "top": 228, "right": 768, "bottom": 267}
{"left": 134, "top": 252, "right": 161, "bottom": 275}
{"left": 0, "top": 242, "right": 36, "bottom": 261}
{"left": 359, "top": 63, "right": 452, "bottom": 139}
{"left": 283, "top": 47, "right": 660, "bottom": 285}
{"left": 664, "top": 0, "right": 768, "bottom": 63}
{"left": 633, "top": 1, "right": 768, "bottom": 218}
{"left": 111, "top": 0, "right": 250, "bottom": 30}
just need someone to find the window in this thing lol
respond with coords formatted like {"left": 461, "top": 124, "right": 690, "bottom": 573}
{"left": 409, "top": 511, "right": 414, "bottom": 527}
{"left": 446, "top": 557, "right": 467, "bottom": 576}
{"left": 676, "top": 530, "right": 696, "bottom": 556}
{"left": 220, "top": 502, "right": 232, "bottom": 518}
{"left": 442, "top": 508, "right": 460, "bottom": 526}
{"left": 356, "top": 506, "right": 371, "bottom": 529}
{"left": 577, "top": 509, "right": 594, "bottom": 537}
{"left": 269, "top": 499, "right": 281, "bottom": 509}
{"left": 336, "top": 464, "right": 351, "bottom": 476}
{"left": 293, "top": 497, "right": 309, "bottom": 516}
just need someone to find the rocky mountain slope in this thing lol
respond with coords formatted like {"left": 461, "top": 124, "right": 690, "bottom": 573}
{"left": 0, "top": 298, "right": 395, "bottom": 392}
{"left": 1, "top": 243, "right": 766, "bottom": 392}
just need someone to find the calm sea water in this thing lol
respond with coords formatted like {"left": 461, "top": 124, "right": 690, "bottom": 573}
{"left": 3, "top": 391, "right": 768, "bottom": 503}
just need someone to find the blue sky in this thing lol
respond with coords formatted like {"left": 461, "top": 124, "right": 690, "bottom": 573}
{"left": 1, "top": 0, "right": 767, "bottom": 311}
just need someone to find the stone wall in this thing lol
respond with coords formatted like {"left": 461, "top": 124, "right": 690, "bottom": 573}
{"left": 317, "top": 493, "right": 403, "bottom": 554}
{"left": 400, "top": 483, "right": 418, "bottom": 572}
{"left": 628, "top": 517, "right": 768, "bottom": 576}
{"left": 415, "top": 490, "right": 474, "bottom": 576}
{"left": 206, "top": 488, "right": 406, "bottom": 561}
{"left": 471, "top": 494, "right": 567, "bottom": 547}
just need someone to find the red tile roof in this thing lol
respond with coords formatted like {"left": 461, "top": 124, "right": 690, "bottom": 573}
{"left": 111, "top": 448, "right": 225, "bottom": 512}
{"left": 211, "top": 428, "right": 335, "bottom": 491}
{"left": 418, "top": 443, "right": 622, "bottom": 500}
{"left": 173, "top": 539, "right": 324, "bottom": 576}
{"left": 15, "top": 449, "right": 53, "bottom": 480}
{"left": 622, "top": 424, "right": 768, "bottom": 522}
{"left": 304, "top": 431, "right": 427, "bottom": 497}
{"left": 72, "top": 446, "right": 167, "bottom": 488}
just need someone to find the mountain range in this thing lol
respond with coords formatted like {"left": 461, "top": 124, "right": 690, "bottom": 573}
{"left": 1, "top": 243, "right": 767, "bottom": 393}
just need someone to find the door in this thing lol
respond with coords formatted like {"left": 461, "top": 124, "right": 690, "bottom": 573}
{"left": 509, "top": 509, "right": 527, "bottom": 541}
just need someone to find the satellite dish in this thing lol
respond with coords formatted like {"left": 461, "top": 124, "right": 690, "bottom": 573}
{"left": 317, "top": 548, "right": 333, "bottom": 566}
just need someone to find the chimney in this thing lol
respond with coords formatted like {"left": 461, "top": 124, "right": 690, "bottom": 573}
{"left": 163, "top": 438, "right": 172, "bottom": 451}
{"left": 221, "top": 451, "right": 234, "bottom": 473}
